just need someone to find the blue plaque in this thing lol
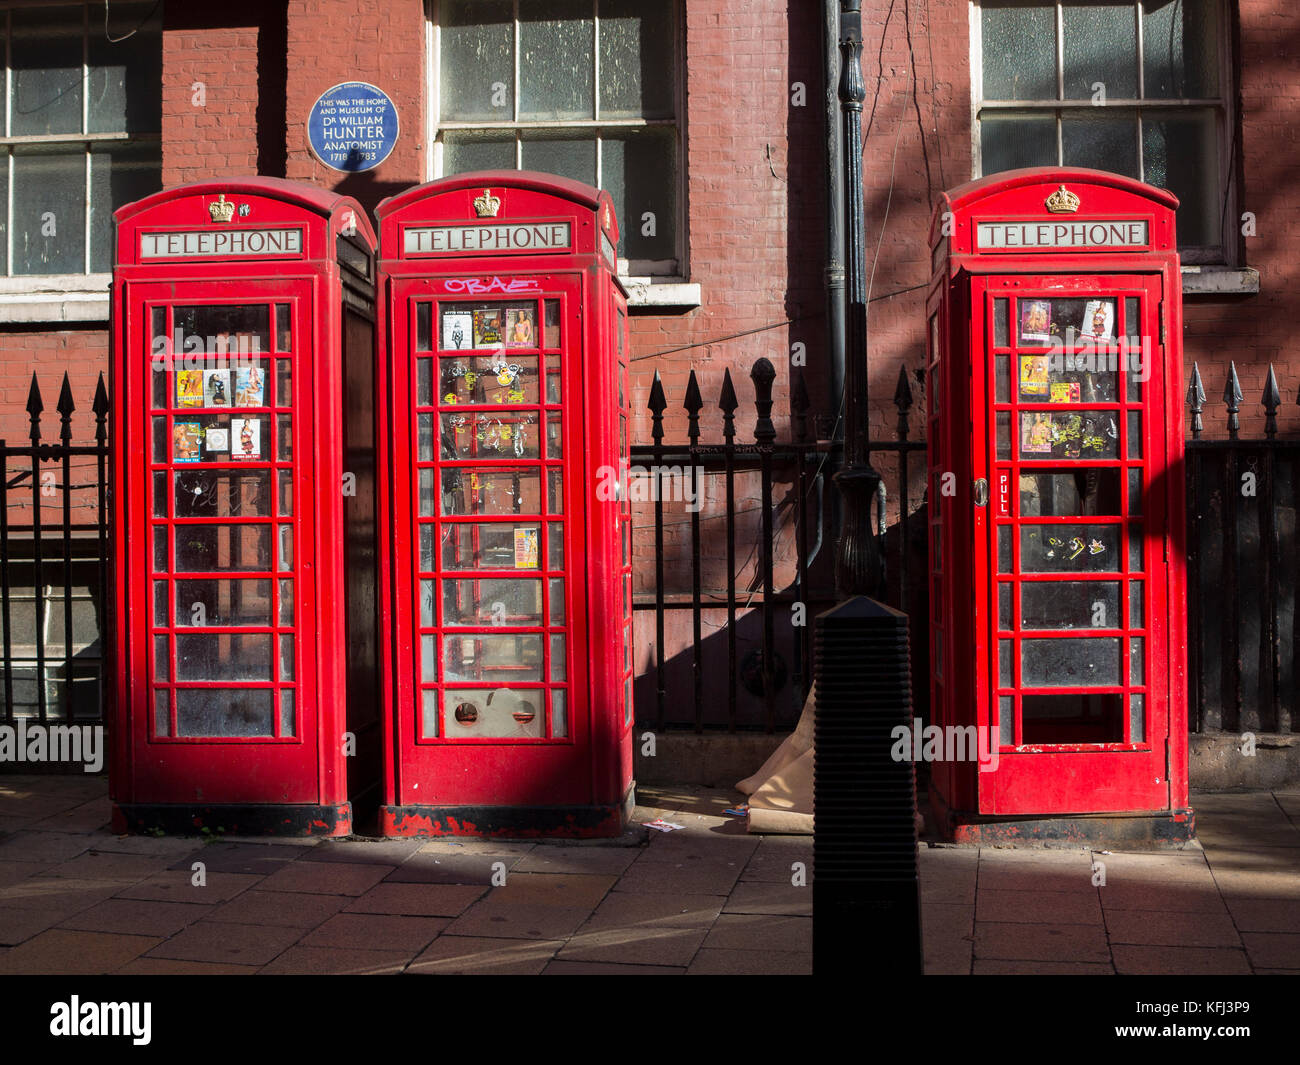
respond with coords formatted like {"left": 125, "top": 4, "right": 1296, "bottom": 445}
{"left": 307, "top": 82, "right": 399, "bottom": 172}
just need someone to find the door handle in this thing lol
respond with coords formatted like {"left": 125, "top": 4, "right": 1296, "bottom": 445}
{"left": 973, "top": 478, "right": 989, "bottom": 507}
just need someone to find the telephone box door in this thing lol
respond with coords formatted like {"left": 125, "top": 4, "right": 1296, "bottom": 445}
{"left": 389, "top": 273, "right": 592, "bottom": 807}
{"left": 123, "top": 281, "right": 316, "bottom": 803}
{"left": 978, "top": 272, "right": 1169, "bottom": 814}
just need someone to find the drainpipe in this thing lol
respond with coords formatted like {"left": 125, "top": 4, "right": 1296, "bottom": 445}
{"left": 824, "top": 0, "right": 846, "bottom": 448}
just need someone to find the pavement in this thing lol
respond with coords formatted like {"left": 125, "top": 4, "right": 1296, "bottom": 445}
{"left": 0, "top": 775, "right": 1296, "bottom": 975}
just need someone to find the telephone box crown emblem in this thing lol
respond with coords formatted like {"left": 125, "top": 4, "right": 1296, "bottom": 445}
{"left": 1045, "top": 184, "right": 1081, "bottom": 214}
{"left": 473, "top": 189, "right": 501, "bottom": 218}
{"left": 208, "top": 194, "right": 235, "bottom": 224}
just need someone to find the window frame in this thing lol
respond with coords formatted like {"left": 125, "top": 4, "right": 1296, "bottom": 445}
{"left": 424, "top": 0, "right": 688, "bottom": 279}
{"left": 0, "top": 0, "right": 161, "bottom": 282}
{"left": 969, "top": 0, "right": 1237, "bottom": 266}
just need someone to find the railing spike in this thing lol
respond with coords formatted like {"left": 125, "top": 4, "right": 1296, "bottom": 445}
{"left": 1224, "top": 361, "right": 1242, "bottom": 439}
{"left": 718, "top": 367, "right": 738, "bottom": 414}
{"left": 684, "top": 370, "right": 702, "bottom": 444}
{"left": 1263, "top": 364, "right": 1281, "bottom": 439}
{"left": 57, "top": 373, "right": 75, "bottom": 444}
{"left": 750, "top": 358, "right": 776, "bottom": 445}
{"left": 93, "top": 373, "right": 110, "bottom": 443}
{"left": 648, "top": 370, "right": 666, "bottom": 445}
{"left": 26, "top": 373, "right": 43, "bottom": 443}
{"left": 893, "top": 363, "right": 914, "bottom": 411}
{"left": 1187, "top": 362, "right": 1205, "bottom": 439}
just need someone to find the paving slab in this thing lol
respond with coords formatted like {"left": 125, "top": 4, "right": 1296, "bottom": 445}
{"left": 385, "top": 851, "right": 524, "bottom": 885}
{"left": 1191, "top": 793, "right": 1300, "bottom": 848}
{"left": 415, "top": 839, "right": 538, "bottom": 857}
{"left": 444, "top": 901, "right": 595, "bottom": 941}
{"left": 344, "top": 882, "right": 486, "bottom": 917}
{"left": 114, "top": 869, "right": 263, "bottom": 905}
{"left": 115, "top": 957, "right": 261, "bottom": 975}
{"left": 29, "top": 798, "right": 113, "bottom": 834}
{"left": 974, "top": 921, "right": 1111, "bottom": 964}
{"left": 559, "top": 891, "right": 724, "bottom": 967}
{"left": 514, "top": 846, "right": 641, "bottom": 875}
{"left": 544, "top": 959, "right": 685, "bottom": 974}
{"left": 976, "top": 887, "right": 1103, "bottom": 925}
{"left": 1097, "top": 880, "right": 1230, "bottom": 913}
{"left": 0, "top": 929, "right": 161, "bottom": 974}
{"left": 0, "top": 830, "right": 94, "bottom": 864}
{"left": 0, "top": 905, "right": 68, "bottom": 946}
{"left": 253, "top": 859, "right": 394, "bottom": 896}
{"left": 1239, "top": 932, "right": 1300, "bottom": 970}
{"left": 48, "top": 849, "right": 178, "bottom": 881}
{"left": 702, "top": 914, "right": 811, "bottom": 953}
{"left": 407, "top": 935, "right": 562, "bottom": 975}
{"left": 1103, "top": 907, "right": 1242, "bottom": 948}
{"left": 1111, "top": 944, "right": 1251, "bottom": 975}
{"left": 1225, "top": 897, "right": 1300, "bottom": 933}
{"left": 57, "top": 898, "right": 214, "bottom": 938}
{"left": 168, "top": 842, "right": 309, "bottom": 876}
{"left": 300, "top": 839, "right": 426, "bottom": 865}
{"left": 687, "top": 949, "right": 811, "bottom": 975}
{"left": 299, "top": 913, "right": 449, "bottom": 953}
{"left": 206, "top": 889, "right": 349, "bottom": 929}
{"left": 635, "top": 833, "right": 760, "bottom": 864}
{"left": 259, "top": 945, "right": 412, "bottom": 975}
{"left": 739, "top": 841, "right": 813, "bottom": 884}
{"left": 720, "top": 879, "right": 812, "bottom": 916}
{"left": 615, "top": 857, "right": 742, "bottom": 896}
{"left": 973, "top": 959, "right": 1115, "bottom": 975}
{"left": 923, "top": 901, "right": 975, "bottom": 976}
{"left": 145, "top": 920, "right": 302, "bottom": 967}
{"left": 0, "top": 875, "right": 125, "bottom": 914}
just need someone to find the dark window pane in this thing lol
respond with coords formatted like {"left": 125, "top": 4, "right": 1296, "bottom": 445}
{"left": 1022, "top": 581, "right": 1121, "bottom": 630}
{"left": 444, "top": 131, "right": 516, "bottom": 174}
{"left": 602, "top": 127, "right": 676, "bottom": 261}
{"left": 90, "top": 142, "right": 162, "bottom": 272}
{"left": 982, "top": 3, "right": 1056, "bottom": 100}
{"left": 1022, "top": 692, "right": 1124, "bottom": 743}
{"left": 1142, "top": 110, "right": 1219, "bottom": 247}
{"left": 440, "top": 0, "right": 514, "bottom": 121}
{"left": 1142, "top": 0, "right": 1219, "bottom": 98}
{"left": 176, "top": 687, "right": 274, "bottom": 736}
{"left": 88, "top": 1, "right": 163, "bottom": 133}
{"left": 599, "top": 0, "right": 675, "bottom": 119}
{"left": 1063, "top": 3, "right": 1137, "bottom": 100}
{"left": 980, "top": 114, "right": 1057, "bottom": 175}
{"left": 1022, "top": 637, "right": 1121, "bottom": 686}
{"left": 11, "top": 5, "right": 83, "bottom": 136}
{"left": 13, "top": 149, "right": 85, "bottom": 274}
{"left": 520, "top": 134, "right": 596, "bottom": 185}
{"left": 1062, "top": 112, "right": 1139, "bottom": 178}
{"left": 519, "top": 0, "right": 594, "bottom": 120}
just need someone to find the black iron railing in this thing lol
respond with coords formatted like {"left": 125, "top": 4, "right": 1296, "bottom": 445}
{"left": 0, "top": 372, "right": 110, "bottom": 727}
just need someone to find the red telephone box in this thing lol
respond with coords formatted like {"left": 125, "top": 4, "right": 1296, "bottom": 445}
{"left": 376, "top": 172, "right": 634, "bottom": 836}
{"left": 926, "top": 167, "right": 1191, "bottom": 843}
{"left": 110, "top": 178, "right": 380, "bottom": 836}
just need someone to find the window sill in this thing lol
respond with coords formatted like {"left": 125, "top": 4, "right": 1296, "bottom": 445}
{"left": 620, "top": 276, "right": 701, "bottom": 310}
{"left": 1181, "top": 265, "right": 1259, "bottom": 296}
{"left": 0, "top": 274, "right": 111, "bottom": 323}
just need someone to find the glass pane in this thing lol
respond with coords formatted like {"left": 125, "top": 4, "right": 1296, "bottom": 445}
{"left": 444, "top": 129, "right": 516, "bottom": 172}
{"left": 175, "top": 524, "right": 272, "bottom": 572}
{"left": 1021, "top": 637, "right": 1121, "bottom": 686}
{"left": 280, "top": 689, "right": 295, "bottom": 737}
{"left": 443, "top": 687, "right": 545, "bottom": 738}
{"left": 442, "top": 577, "right": 542, "bottom": 626}
{"left": 88, "top": 1, "right": 162, "bottom": 132}
{"left": 1129, "top": 468, "right": 1142, "bottom": 514}
{"left": 544, "top": 300, "right": 561, "bottom": 348}
{"left": 1018, "top": 298, "right": 1118, "bottom": 352}
{"left": 549, "top": 577, "right": 565, "bottom": 625}
{"left": 421, "top": 688, "right": 439, "bottom": 738}
{"left": 996, "top": 410, "right": 1011, "bottom": 460}
{"left": 1019, "top": 469, "right": 1122, "bottom": 516}
{"left": 548, "top": 469, "right": 564, "bottom": 513}
{"left": 602, "top": 128, "right": 677, "bottom": 261}
{"left": 546, "top": 414, "right": 562, "bottom": 459}
{"left": 12, "top": 149, "right": 85, "bottom": 274}
{"left": 993, "top": 355, "right": 1011, "bottom": 403}
{"left": 548, "top": 521, "right": 564, "bottom": 569}
{"left": 1023, "top": 692, "right": 1124, "bottom": 743}
{"left": 980, "top": 113, "right": 1056, "bottom": 174}
{"left": 520, "top": 134, "right": 596, "bottom": 186}
{"left": 153, "top": 416, "right": 167, "bottom": 460}
{"left": 154, "top": 689, "right": 170, "bottom": 736}
{"left": 599, "top": 0, "right": 674, "bottom": 119}
{"left": 1142, "top": 111, "right": 1218, "bottom": 247}
{"left": 1062, "top": 113, "right": 1138, "bottom": 178}
{"left": 998, "top": 584, "right": 1013, "bottom": 630}
{"left": 421, "top": 635, "right": 436, "bottom": 682}
{"left": 551, "top": 633, "right": 566, "bottom": 681}
{"left": 153, "top": 472, "right": 167, "bottom": 517}
{"left": 444, "top": 634, "right": 544, "bottom": 683}
{"left": 173, "top": 307, "right": 270, "bottom": 358}
{"left": 11, "top": 6, "right": 83, "bottom": 136}
{"left": 175, "top": 633, "right": 272, "bottom": 681}
{"left": 441, "top": 468, "right": 540, "bottom": 516}
{"left": 1062, "top": 3, "right": 1137, "bottom": 99}
{"left": 999, "top": 695, "right": 1014, "bottom": 745}
{"left": 1021, "top": 525, "right": 1122, "bottom": 572}
{"left": 420, "top": 579, "right": 435, "bottom": 627}
{"left": 519, "top": 0, "right": 593, "bottom": 120}
{"left": 440, "top": 412, "right": 540, "bottom": 459}
{"left": 440, "top": 0, "right": 514, "bottom": 121}
{"left": 275, "top": 304, "right": 292, "bottom": 351}
{"left": 1130, "top": 581, "right": 1144, "bottom": 626}
{"left": 174, "top": 469, "right": 271, "bottom": 518}
{"left": 1142, "top": 0, "right": 1218, "bottom": 98}
{"left": 994, "top": 296, "right": 1010, "bottom": 345}
{"left": 553, "top": 689, "right": 568, "bottom": 738}
{"left": 89, "top": 142, "right": 161, "bottom": 271}
{"left": 1019, "top": 412, "right": 1120, "bottom": 459}
{"left": 999, "top": 639, "right": 1013, "bottom": 685}
{"left": 546, "top": 356, "right": 562, "bottom": 403}
{"left": 176, "top": 688, "right": 274, "bottom": 737}
{"left": 417, "top": 358, "right": 433, "bottom": 406}
{"left": 1129, "top": 692, "right": 1145, "bottom": 742}
{"left": 1130, "top": 525, "right": 1144, "bottom": 571}
{"left": 440, "top": 355, "right": 542, "bottom": 405}
{"left": 998, "top": 524, "right": 1012, "bottom": 572}
{"left": 981, "top": 4, "right": 1056, "bottom": 99}
{"left": 280, "top": 634, "right": 294, "bottom": 682}
{"left": 154, "top": 581, "right": 167, "bottom": 624}
{"left": 277, "top": 359, "right": 293, "bottom": 406}
{"left": 441, "top": 522, "right": 541, "bottom": 570}
{"left": 279, "top": 579, "right": 293, "bottom": 625}
{"left": 278, "top": 470, "right": 292, "bottom": 516}
{"left": 174, "top": 579, "right": 272, "bottom": 627}
{"left": 278, "top": 525, "right": 293, "bottom": 570}
{"left": 419, "top": 414, "right": 435, "bottom": 461}
{"left": 1022, "top": 581, "right": 1121, "bottom": 630}
{"left": 1130, "top": 637, "right": 1144, "bottom": 685}
{"left": 154, "top": 635, "right": 169, "bottom": 681}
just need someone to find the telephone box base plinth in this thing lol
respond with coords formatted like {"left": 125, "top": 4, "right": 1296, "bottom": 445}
{"left": 929, "top": 788, "right": 1195, "bottom": 847}
{"left": 111, "top": 802, "right": 353, "bottom": 838}
{"left": 382, "top": 788, "right": 634, "bottom": 839}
